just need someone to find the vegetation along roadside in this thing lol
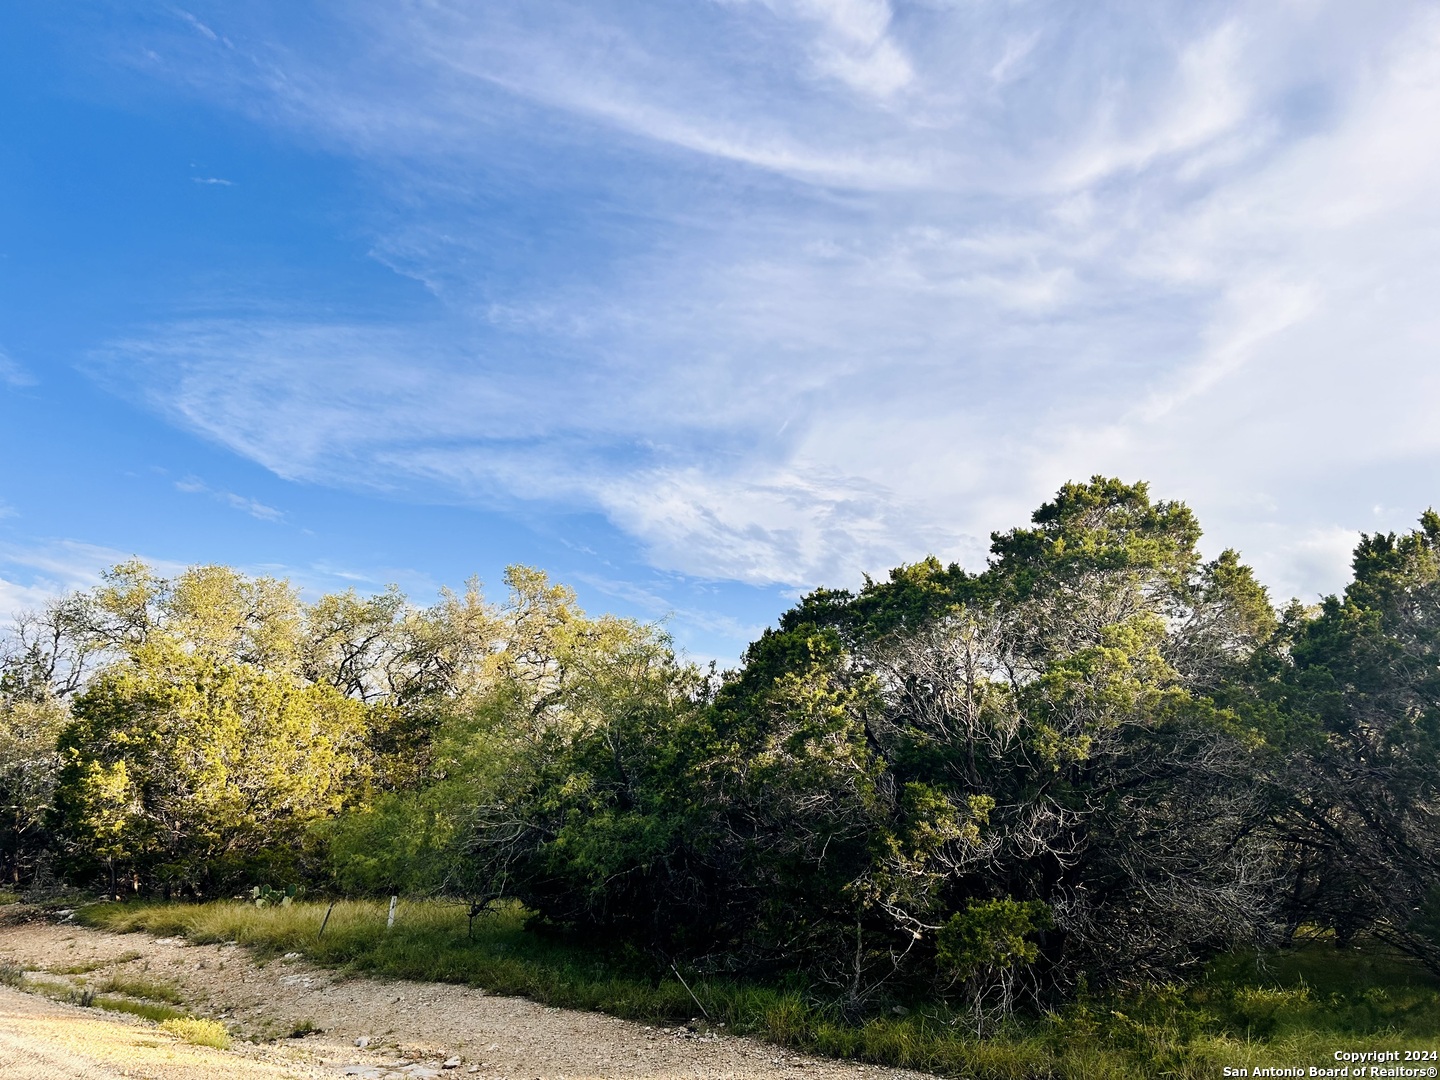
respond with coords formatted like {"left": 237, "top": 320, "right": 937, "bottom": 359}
{"left": 77, "top": 897, "right": 1440, "bottom": 1079}
{"left": 4, "top": 477, "right": 1439, "bottom": 1077}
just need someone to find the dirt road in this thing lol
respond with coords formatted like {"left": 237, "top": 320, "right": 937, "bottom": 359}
{"left": 0, "top": 983, "right": 333, "bottom": 1080}
{"left": 0, "top": 915, "right": 935, "bottom": 1080}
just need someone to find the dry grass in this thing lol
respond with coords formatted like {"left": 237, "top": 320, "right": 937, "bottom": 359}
{"left": 0, "top": 987, "right": 305, "bottom": 1079}
{"left": 161, "top": 1016, "right": 232, "bottom": 1049}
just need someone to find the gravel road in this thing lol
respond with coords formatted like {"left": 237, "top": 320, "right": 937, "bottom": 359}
{"left": 0, "top": 914, "right": 938, "bottom": 1080}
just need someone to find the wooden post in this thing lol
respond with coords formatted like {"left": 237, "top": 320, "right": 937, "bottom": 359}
{"left": 318, "top": 901, "right": 337, "bottom": 940}
{"left": 386, "top": 895, "right": 398, "bottom": 931}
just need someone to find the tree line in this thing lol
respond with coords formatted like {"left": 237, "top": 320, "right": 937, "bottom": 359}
{"left": 2, "top": 478, "right": 1437, "bottom": 1021}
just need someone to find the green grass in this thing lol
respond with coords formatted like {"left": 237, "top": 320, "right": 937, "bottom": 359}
{"left": 14, "top": 974, "right": 81, "bottom": 1000}
{"left": 14, "top": 971, "right": 188, "bottom": 1022}
{"left": 93, "top": 974, "right": 185, "bottom": 1004}
{"left": 94, "top": 995, "right": 185, "bottom": 1022}
{"left": 46, "top": 951, "right": 144, "bottom": 976}
{"left": 79, "top": 900, "right": 1440, "bottom": 1079}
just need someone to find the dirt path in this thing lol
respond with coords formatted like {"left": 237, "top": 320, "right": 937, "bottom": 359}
{"left": 0, "top": 915, "right": 936, "bottom": 1080}
{"left": 0, "top": 983, "right": 333, "bottom": 1080}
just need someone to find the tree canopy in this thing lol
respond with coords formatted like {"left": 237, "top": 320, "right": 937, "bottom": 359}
{"left": 3, "top": 477, "right": 1436, "bottom": 1020}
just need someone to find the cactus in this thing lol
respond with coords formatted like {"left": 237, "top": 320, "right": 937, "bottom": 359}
{"left": 251, "top": 883, "right": 303, "bottom": 908}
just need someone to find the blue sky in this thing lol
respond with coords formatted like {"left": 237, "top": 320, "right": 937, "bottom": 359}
{"left": 4, "top": 1, "right": 1440, "bottom": 663}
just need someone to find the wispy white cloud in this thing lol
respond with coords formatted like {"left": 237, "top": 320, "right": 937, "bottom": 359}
{"left": 0, "top": 538, "right": 447, "bottom": 629}
{"left": 174, "top": 476, "right": 285, "bottom": 521}
{"left": 0, "top": 347, "right": 37, "bottom": 387}
{"left": 764, "top": 0, "right": 916, "bottom": 99}
{"left": 0, "top": 539, "right": 182, "bottom": 623}
{"left": 87, "top": 0, "right": 1440, "bottom": 603}
{"left": 191, "top": 176, "right": 234, "bottom": 185}
{"left": 1051, "top": 20, "right": 1253, "bottom": 188}
{"left": 176, "top": 8, "right": 220, "bottom": 43}
{"left": 569, "top": 568, "right": 770, "bottom": 667}
{"left": 595, "top": 461, "right": 971, "bottom": 589}
{"left": 988, "top": 30, "right": 1041, "bottom": 87}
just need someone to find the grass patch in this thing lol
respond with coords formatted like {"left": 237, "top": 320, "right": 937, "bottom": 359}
{"left": 94, "top": 995, "right": 185, "bottom": 1022}
{"left": 93, "top": 975, "right": 185, "bottom": 1004}
{"left": 17, "top": 975, "right": 76, "bottom": 999}
{"left": 47, "top": 951, "right": 144, "bottom": 976}
{"left": 80, "top": 900, "right": 1440, "bottom": 1079}
{"left": 161, "top": 1016, "right": 232, "bottom": 1049}
{"left": 287, "top": 1017, "right": 322, "bottom": 1038}
{"left": 9, "top": 967, "right": 187, "bottom": 1022}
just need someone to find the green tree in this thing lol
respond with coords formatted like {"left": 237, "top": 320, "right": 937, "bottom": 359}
{"left": 456, "top": 479, "right": 1281, "bottom": 1014}
{"left": 323, "top": 567, "right": 708, "bottom": 932}
{"left": 454, "top": 569, "right": 709, "bottom": 923}
{"left": 301, "top": 578, "right": 500, "bottom": 788}
{"left": 742, "top": 480, "right": 1280, "bottom": 1003}
{"left": 1266, "top": 513, "right": 1440, "bottom": 972}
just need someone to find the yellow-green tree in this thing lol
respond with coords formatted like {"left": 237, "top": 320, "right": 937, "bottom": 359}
{"left": 2, "top": 601, "right": 100, "bottom": 888}
{"left": 325, "top": 566, "right": 693, "bottom": 904}
{"left": 0, "top": 687, "right": 69, "bottom": 888}
{"left": 50, "top": 563, "right": 374, "bottom": 895}
{"left": 54, "top": 650, "right": 372, "bottom": 895}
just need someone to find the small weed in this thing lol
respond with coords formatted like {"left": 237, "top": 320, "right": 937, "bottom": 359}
{"left": 161, "top": 1017, "right": 232, "bottom": 1049}
{"left": 69, "top": 986, "right": 96, "bottom": 1008}
{"left": 287, "top": 1017, "right": 322, "bottom": 1038}
{"left": 0, "top": 960, "right": 23, "bottom": 986}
